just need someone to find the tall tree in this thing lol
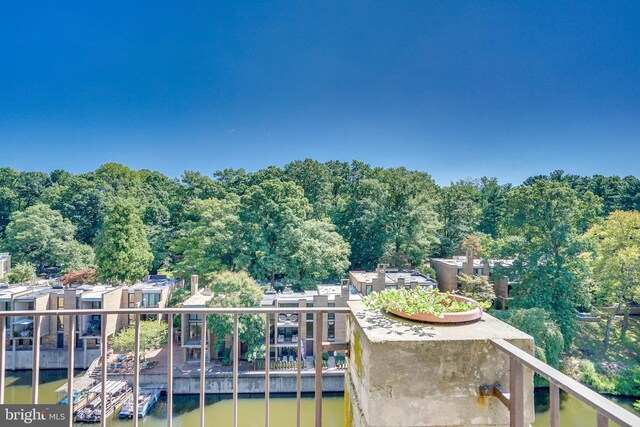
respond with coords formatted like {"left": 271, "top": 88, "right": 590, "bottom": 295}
{"left": 238, "top": 179, "right": 311, "bottom": 285}
{"left": 375, "top": 168, "right": 440, "bottom": 267}
{"left": 586, "top": 211, "right": 640, "bottom": 348}
{"left": 332, "top": 178, "right": 388, "bottom": 269}
{"left": 287, "top": 219, "right": 351, "bottom": 289}
{"left": 205, "top": 271, "right": 265, "bottom": 360}
{"left": 171, "top": 197, "right": 241, "bottom": 279}
{"left": 477, "top": 177, "right": 510, "bottom": 238}
{"left": 3, "top": 204, "right": 94, "bottom": 273}
{"left": 95, "top": 199, "right": 153, "bottom": 284}
{"left": 501, "top": 180, "right": 601, "bottom": 344}
{"left": 435, "top": 181, "right": 480, "bottom": 257}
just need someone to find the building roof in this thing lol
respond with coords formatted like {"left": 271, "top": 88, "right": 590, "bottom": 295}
{"left": 80, "top": 286, "right": 116, "bottom": 302}
{"left": 350, "top": 270, "right": 437, "bottom": 287}
{"left": 182, "top": 289, "right": 214, "bottom": 308}
{"left": 0, "top": 286, "right": 31, "bottom": 302}
{"left": 14, "top": 287, "right": 55, "bottom": 301}
{"left": 431, "top": 257, "right": 514, "bottom": 268}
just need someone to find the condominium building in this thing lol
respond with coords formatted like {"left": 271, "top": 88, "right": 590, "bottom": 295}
{"left": 0, "top": 279, "right": 176, "bottom": 368}
{"left": 179, "top": 278, "right": 359, "bottom": 363}
{"left": 429, "top": 256, "right": 513, "bottom": 298}
{"left": 262, "top": 282, "right": 359, "bottom": 361}
{"left": 349, "top": 265, "right": 437, "bottom": 297}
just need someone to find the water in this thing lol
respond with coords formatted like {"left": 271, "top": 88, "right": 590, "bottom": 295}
{"left": 532, "top": 388, "right": 639, "bottom": 427}
{"left": 2, "top": 370, "right": 344, "bottom": 427}
{"left": 4, "top": 370, "right": 640, "bottom": 426}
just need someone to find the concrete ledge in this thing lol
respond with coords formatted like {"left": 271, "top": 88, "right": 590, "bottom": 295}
{"left": 346, "top": 301, "right": 535, "bottom": 427}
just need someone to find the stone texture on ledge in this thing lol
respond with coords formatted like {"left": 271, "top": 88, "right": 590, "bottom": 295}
{"left": 345, "top": 300, "right": 535, "bottom": 427}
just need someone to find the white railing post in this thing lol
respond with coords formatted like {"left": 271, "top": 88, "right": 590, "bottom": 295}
{"left": 0, "top": 315, "right": 5, "bottom": 404}
{"left": 550, "top": 382, "right": 560, "bottom": 427}
{"left": 67, "top": 314, "right": 76, "bottom": 427}
{"left": 167, "top": 313, "right": 173, "bottom": 427}
{"left": 314, "top": 311, "right": 324, "bottom": 427}
{"left": 509, "top": 357, "right": 524, "bottom": 427}
{"left": 264, "top": 313, "right": 270, "bottom": 427}
{"left": 296, "top": 309, "right": 302, "bottom": 427}
{"left": 232, "top": 313, "right": 239, "bottom": 427}
{"left": 133, "top": 313, "right": 141, "bottom": 425}
{"left": 101, "top": 314, "right": 107, "bottom": 427}
{"left": 32, "top": 314, "right": 41, "bottom": 403}
{"left": 199, "top": 312, "right": 206, "bottom": 427}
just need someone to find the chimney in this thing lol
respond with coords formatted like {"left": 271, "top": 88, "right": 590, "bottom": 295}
{"left": 374, "top": 264, "right": 387, "bottom": 293}
{"left": 463, "top": 252, "right": 473, "bottom": 276}
{"left": 341, "top": 279, "right": 349, "bottom": 299}
{"left": 483, "top": 260, "right": 490, "bottom": 278}
{"left": 397, "top": 277, "right": 405, "bottom": 289}
{"left": 190, "top": 275, "right": 199, "bottom": 295}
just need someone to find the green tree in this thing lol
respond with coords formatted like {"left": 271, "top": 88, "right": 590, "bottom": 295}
{"left": 3, "top": 204, "right": 94, "bottom": 273}
{"left": 5, "top": 262, "right": 36, "bottom": 284}
{"left": 95, "top": 199, "right": 153, "bottom": 284}
{"left": 435, "top": 181, "right": 480, "bottom": 257}
{"left": 494, "top": 308, "right": 564, "bottom": 384}
{"left": 205, "top": 271, "right": 265, "bottom": 360}
{"left": 112, "top": 320, "right": 168, "bottom": 360}
{"left": 238, "top": 179, "right": 311, "bottom": 285}
{"left": 586, "top": 210, "right": 640, "bottom": 348}
{"left": 284, "top": 159, "right": 333, "bottom": 219}
{"left": 171, "top": 197, "right": 241, "bottom": 278}
{"left": 477, "top": 177, "right": 510, "bottom": 238}
{"left": 501, "top": 180, "right": 601, "bottom": 344}
{"left": 287, "top": 219, "right": 351, "bottom": 289}
{"left": 332, "top": 178, "right": 388, "bottom": 269}
{"left": 457, "top": 273, "right": 495, "bottom": 304}
{"left": 376, "top": 167, "right": 440, "bottom": 267}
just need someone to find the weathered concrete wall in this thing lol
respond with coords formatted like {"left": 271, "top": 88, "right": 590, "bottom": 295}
{"left": 5, "top": 349, "right": 100, "bottom": 370}
{"left": 106, "top": 371, "right": 345, "bottom": 394}
{"left": 345, "top": 301, "right": 535, "bottom": 427}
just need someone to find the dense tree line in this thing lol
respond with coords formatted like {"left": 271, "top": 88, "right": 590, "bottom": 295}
{"left": 2, "top": 163, "right": 640, "bottom": 286}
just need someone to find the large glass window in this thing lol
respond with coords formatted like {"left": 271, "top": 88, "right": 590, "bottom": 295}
{"left": 142, "top": 293, "right": 160, "bottom": 307}
{"left": 327, "top": 321, "right": 335, "bottom": 340}
{"left": 328, "top": 303, "right": 335, "bottom": 321}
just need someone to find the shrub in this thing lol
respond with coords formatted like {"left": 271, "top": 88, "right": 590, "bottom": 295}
{"left": 457, "top": 273, "right": 495, "bottom": 303}
{"left": 578, "top": 360, "right": 617, "bottom": 394}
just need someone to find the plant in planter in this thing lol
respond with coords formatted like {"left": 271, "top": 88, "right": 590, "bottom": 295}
{"left": 363, "top": 286, "right": 482, "bottom": 324}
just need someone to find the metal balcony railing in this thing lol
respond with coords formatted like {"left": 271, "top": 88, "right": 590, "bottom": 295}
{"left": 489, "top": 338, "right": 640, "bottom": 427}
{"left": 0, "top": 306, "right": 350, "bottom": 427}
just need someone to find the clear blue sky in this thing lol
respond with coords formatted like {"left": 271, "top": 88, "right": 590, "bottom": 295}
{"left": 1, "top": 1, "right": 639, "bottom": 185}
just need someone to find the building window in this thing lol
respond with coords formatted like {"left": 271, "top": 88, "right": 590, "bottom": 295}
{"left": 91, "top": 301, "right": 101, "bottom": 309}
{"left": 385, "top": 284, "right": 397, "bottom": 290}
{"left": 365, "top": 284, "right": 373, "bottom": 295}
{"left": 306, "top": 321, "right": 313, "bottom": 339}
{"left": 189, "top": 313, "right": 202, "bottom": 320}
{"left": 328, "top": 303, "right": 335, "bottom": 321}
{"left": 306, "top": 302, "right": 313, "bottom": 321}
{"left": 327, "top": 321, "right": 335, "bottom": 340}
{"left": 142, "top": 293, "right": 160, "bottom": 308}
{"left": 128, "top": 293, "right": 135, "bottom": 308}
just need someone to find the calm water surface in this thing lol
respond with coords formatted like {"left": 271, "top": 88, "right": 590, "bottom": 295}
{"left": 4, "top": 371, "right": 640, "bottom": 426}
{"left": 3, "top": 370, "right": 343, "bottom": 427}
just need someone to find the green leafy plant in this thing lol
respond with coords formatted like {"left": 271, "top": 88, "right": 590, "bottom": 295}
{"left": 363, "top": 287, "right": 477, "bottom": 318}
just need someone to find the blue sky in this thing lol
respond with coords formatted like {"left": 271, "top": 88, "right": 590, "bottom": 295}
{"left": 1, "top": 1, "right": 639, "bottom": 185}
